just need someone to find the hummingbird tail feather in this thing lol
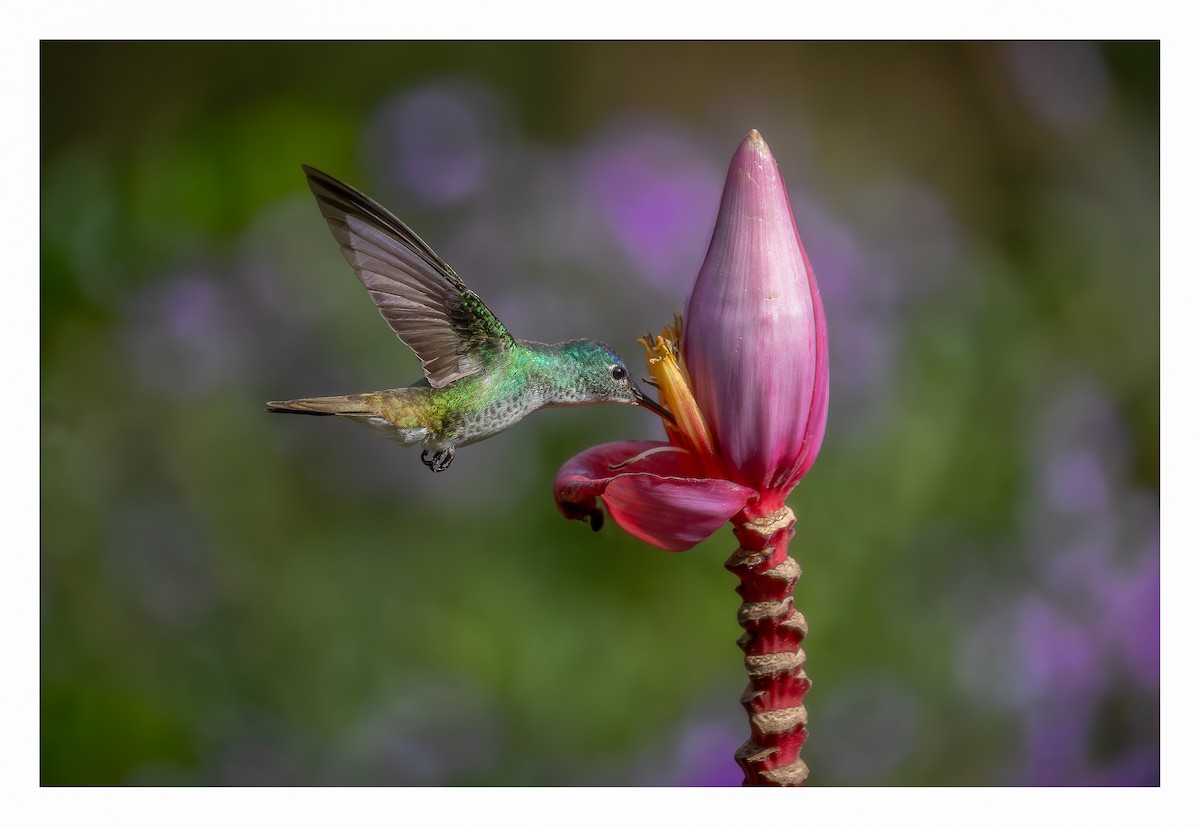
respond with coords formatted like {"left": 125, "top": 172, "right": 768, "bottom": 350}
{"left": 266, "top": 389, "right": 433, "bottom": 449}
{"left": 265, "top": 395, "right": 377, "bottom": 416}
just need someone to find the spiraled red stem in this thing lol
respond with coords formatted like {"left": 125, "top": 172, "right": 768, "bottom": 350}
{"left": 725, "top": 505, "right": 811, "bottom": 786}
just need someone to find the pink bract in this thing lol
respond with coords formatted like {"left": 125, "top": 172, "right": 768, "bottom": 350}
{"left": 683, "top": 130, "right": 829, "bottom": 507}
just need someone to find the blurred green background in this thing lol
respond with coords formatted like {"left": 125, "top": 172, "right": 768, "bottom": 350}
{"left": 41, "top": 42, "right": 1159, "bottom": 785}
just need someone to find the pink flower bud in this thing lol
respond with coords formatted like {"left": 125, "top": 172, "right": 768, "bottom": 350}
{"left": 683, "top": 130, "right": 829, "bottom": 508}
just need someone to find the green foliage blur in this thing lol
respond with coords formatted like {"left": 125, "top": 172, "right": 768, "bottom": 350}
{"left": 41, "top": 42, "right": 1159, "bottom": 786}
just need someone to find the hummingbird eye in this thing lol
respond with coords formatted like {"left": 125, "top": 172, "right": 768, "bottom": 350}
{"left": 610, "top": 364, "right": 628, "bottom": 382}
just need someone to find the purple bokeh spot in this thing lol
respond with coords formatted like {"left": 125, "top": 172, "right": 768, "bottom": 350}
{"left": 1015, "top": 595, "right": 1101, "bottom": 699}
{"left": 664, "top": 722, "right": 745, "bottom": 786}
{"left": 163, "top": 276, "right": 220, "bottom": 337}
{"left": 1044, "top": 448, "right": 1111, "bottom": 515}
{"left": 835, "top": 316, "right": 896, "bottom": 398}
{"left": 1016, "top": 534, "right": 1159, "bottom": 701}
{"left": 1027, "top": 381, "right": 1130, "bottom": 540}
{"left": 793, "top": 195, "right": 877, "bottom": 307}
{"left": 1007, "top": 41, "right": 1111, "bottom": 131}
{"left": 1109, "top": 533, "right": 1161, "bottom": 683}
{"left": 1037, "top": 383, "right": 1125, "bottom": 455}
{"left": 122, "top": 271, "right": 249, "bottom": 398}
{"left": 849, "top": 177, "right": 961, "bottom": 297}
{"left": 1019, "top": 694, "right": 1159, "bottom": 786}
{"left": 368, "top": 80, "right": 510, "bottom": 205}
{"left": 578, "top": 122, "right": 721, "bottom": 293}
{"left": 1021, "top": 698, "right": 1094, "bottom": 785}
{"left": 792, "top": 193, "right": 897, "bottom": 409}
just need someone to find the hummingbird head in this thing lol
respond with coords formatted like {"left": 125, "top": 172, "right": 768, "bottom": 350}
{"left": 560, "top": 340, "right": 675, "bottom": 424}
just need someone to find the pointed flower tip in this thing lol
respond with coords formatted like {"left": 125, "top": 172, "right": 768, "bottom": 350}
{"left": 741, "top": 129, "right": 774, "bottom": 162}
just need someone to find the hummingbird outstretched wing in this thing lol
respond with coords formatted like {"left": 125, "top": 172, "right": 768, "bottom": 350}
{"left": 303, "top": 165, "right": 515, "bottom": 388}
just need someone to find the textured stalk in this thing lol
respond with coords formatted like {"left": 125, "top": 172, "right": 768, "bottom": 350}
{"left": 726, "top": 505, "right": 810, "bottom": 786}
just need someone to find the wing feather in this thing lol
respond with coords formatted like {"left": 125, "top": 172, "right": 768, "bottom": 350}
{"left": 302, "top": 165, "right": 513, "bottom": 387}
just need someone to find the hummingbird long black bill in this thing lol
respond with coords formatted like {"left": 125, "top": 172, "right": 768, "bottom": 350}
{"left": 631, "top": 385, "right": 676, "bottom": 425}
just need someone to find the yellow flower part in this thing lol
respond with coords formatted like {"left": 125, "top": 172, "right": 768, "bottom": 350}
{"left": 638, "top": 316, "right": 724, "bottom": 477}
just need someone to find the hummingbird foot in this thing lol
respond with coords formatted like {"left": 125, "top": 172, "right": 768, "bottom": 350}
{"left": 421, "top": 448, "right": 455, "bottom": 472}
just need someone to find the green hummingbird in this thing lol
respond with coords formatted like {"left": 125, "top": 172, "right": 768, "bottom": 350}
{"left": 267, "top": 166, "right": 673, "bottom": 473}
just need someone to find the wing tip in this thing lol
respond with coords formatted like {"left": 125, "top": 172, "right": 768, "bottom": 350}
{"left": 301, "top": 164, "right": 339, "bottom": 195}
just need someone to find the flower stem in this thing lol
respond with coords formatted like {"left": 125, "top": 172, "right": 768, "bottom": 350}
{"left": 726, "top": 505, "right": 811, "bottom": 786}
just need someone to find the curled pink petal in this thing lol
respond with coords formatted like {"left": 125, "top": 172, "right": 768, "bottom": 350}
{"left": 602, "top": 473, "right": 755, "bottom": 551}
{"left": 555, "top": 440, "right": 698, "bottom": 518}
{"left": 555, "top": 440, "right": 756, "bottom": 551}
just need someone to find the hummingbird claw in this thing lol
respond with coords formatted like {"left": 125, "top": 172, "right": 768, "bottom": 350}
{"left": 421, "top": 448, "right": 455, "bottom": 472}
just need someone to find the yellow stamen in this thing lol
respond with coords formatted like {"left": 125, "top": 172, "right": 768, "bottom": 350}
{"left": 637, "top": 315, "right": 724, "bottom": 476}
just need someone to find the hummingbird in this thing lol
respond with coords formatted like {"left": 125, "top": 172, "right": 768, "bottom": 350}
{"left": 267, "top": 165, "right": 673, "bottom": 473}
